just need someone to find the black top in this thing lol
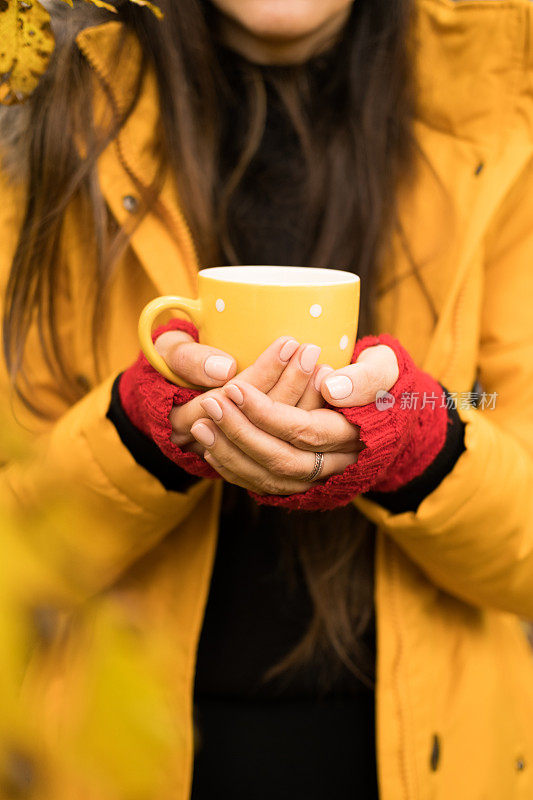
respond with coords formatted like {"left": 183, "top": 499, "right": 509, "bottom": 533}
{"left": 194, "top": 486, "right": 377, "bottom": 700}
{"left": 107, "top": 32, "right": 466, "bottom": 800}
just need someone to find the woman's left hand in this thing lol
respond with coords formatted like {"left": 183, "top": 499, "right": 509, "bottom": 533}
{"left": 189, "top": 343, "right": 399, "bottom": 496}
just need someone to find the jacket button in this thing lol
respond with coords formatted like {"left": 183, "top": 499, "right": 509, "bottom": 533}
{"left": 430, "top": 733, "right": 440, "bottom": 771}
{"left": 2, "top": 749, "right": 37, "bottom": 796}
{"left": 30, "top": 604, "right": 61, "bottom": 647}
{"left": 516, "top": 757, "right": 526, "bottom": 771}
{"left": 122, "top": 194, "right": 138, "bottom": 213}
{"left": 75, "top": 374, "right": 91, "bottom": 393}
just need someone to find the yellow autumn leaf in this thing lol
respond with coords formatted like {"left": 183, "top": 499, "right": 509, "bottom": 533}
{"left": 0, "top": 0, "right": 55, "bottom": 105}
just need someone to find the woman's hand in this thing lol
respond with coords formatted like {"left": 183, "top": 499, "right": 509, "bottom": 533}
{"left": 187, "top": 343, "right": 400, "bottom": 496}
{"left": 164, "top": 334, "right": 332, "bottom": 449}
{"left": 119, "top": 318, "right": 337, "bottom": 484}
{"left": 190, "top": 383, "right": 361, "bottom": 494}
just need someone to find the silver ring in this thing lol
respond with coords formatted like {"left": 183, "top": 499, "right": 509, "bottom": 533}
{"left": 304, "top": 452, "right": 325, "bottom": 482}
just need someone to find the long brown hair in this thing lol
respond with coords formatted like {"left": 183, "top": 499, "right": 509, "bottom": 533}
{"left": 3, "top": 0, "right": 417, "bottom": 690}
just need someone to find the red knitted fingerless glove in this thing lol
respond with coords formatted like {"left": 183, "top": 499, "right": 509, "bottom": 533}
{"left": 249, "top": 333, "right": 451, "bottom": 511}
{"left": 118, "top": 318, "right": 220, "bottom": 480}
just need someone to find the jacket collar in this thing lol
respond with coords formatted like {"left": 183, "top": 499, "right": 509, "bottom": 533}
{"left": 75, "top": 21, "right": 161, "bottom": 207}
{"left": 414, "top": 0, "right": 533, "bottom": 149}
{"left": 76, "top": 22, "right": 199, "bottom": 297}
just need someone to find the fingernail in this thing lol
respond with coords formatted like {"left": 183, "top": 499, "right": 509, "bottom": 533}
{"left": 225, "top": 384, "right": 244, "bottom": 406}
{"left": 200, "top": 397, "right": 223, "bottom": 421}
{"left": 190, "top": 422, "right": 215, "bottom": 447}
{"left": 313, "top": 365, "right": 334, "bottom": 392}
{"left": 324, "top": 375, "right": 353, "bottom": 400}
{"left": 300, "top": 344, "right": 321, "bottom": 373}
{"left": 204, "top": 355, "right": 234, "bottom": 381}
{"left": 279, "top": 339, "right": 299, "bottom": 362}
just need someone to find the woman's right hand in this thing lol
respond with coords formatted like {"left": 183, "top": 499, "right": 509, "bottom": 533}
{"left": 154, "top": 330, "right": 333, "bottom": 451}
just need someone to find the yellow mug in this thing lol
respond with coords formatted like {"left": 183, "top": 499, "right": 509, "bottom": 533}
{"left": 138, "top": 265, "right": 360, "bottom": 387}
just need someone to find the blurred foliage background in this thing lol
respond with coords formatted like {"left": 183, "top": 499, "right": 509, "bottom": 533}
{"left": 1, "top": 1, "right": 186, "bottom": 790}
{"left": 0, "top": 407, "right": 182, "bottom": 800}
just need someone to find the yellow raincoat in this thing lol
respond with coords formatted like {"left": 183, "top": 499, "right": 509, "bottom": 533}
{"left": 1, "top": 0, "right": 533, "bottom": 797}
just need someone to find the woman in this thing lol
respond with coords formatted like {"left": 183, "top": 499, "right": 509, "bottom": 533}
{"left": 1, "top": 0, "right": 533, "bottom": 797}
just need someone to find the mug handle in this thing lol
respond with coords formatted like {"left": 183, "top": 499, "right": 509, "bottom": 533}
{"left": 138, "top": 295, "right": 203, "bottom": 387}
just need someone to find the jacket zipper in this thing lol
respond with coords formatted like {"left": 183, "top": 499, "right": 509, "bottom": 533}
{"left": 442, "top": 246, "right": 469, "bottom": 387}
{"left": 392, "top": 248, "right": 468, "bottom": 800}
{"left": 390, "top": 544, "right": 415, "bottom": 800}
